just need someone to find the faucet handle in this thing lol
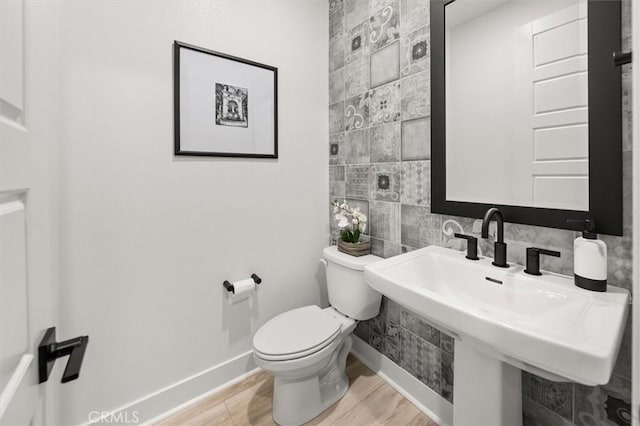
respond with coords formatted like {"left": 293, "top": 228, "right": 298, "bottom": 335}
{"left": 524, "top": 247, "right": 561, "bottom": 276}
{"left": 454, "top": 233, "right": 479, "bottom": 260}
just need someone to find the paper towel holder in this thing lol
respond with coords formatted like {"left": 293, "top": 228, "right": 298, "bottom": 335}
{"left": 223, "top": 274, "right": 262, "bottom": 294}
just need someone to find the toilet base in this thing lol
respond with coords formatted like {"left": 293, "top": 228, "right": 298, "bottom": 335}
{"left": 272, "top": 336, "right": 352, "bottom": 425}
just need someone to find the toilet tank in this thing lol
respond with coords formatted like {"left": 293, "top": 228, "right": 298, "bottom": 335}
{"left": 322, "top": 246, "right": 383, "bottom": 320}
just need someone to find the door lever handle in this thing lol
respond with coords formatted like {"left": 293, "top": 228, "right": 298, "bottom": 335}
{"left": 38, "top": 327, "right": 89, "bottom": 383}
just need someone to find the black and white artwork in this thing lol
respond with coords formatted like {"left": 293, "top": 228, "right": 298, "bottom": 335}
{"left": 174, "top": 41, "right": 278, "bottom": 158}
{"left": 215, "top": 83, "right": 248, "bottom": 128}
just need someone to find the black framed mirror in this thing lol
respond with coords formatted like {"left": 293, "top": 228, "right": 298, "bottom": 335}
{"left": 431, "top": 0, "right": 623, "bottom": 236}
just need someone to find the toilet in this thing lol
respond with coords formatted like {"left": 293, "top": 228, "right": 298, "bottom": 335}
{"left": 252, "top": 246, "right": 383, "bottom": 425}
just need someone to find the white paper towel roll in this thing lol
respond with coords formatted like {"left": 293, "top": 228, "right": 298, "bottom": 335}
{"left": 228, "top": 278, "right": 255, "bottom": 304}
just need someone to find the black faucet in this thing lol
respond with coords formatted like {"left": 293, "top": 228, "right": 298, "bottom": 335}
{"left": 481, "top": 207, "right": 509, "bottom": 268}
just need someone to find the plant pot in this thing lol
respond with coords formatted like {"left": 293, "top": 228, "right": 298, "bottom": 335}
{"left": 337, "top": 240, "right": 371, "bottom": 257}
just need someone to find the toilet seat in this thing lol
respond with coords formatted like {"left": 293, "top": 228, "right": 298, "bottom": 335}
{"left": 253, "top": 306, "right": 342, "bottom": 361}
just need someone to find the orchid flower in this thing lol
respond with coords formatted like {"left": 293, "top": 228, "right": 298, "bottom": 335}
{"left": 331, "top": 199, "right": 368, "bottom": 243}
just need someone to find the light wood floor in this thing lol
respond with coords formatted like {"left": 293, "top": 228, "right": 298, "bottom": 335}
{"left": 156, "top": 354, "right": 438, "bottom": 426}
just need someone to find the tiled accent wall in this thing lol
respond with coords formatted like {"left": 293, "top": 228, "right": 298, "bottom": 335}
{"left": 328, "top": 0, "right": 634, "bottom": 424}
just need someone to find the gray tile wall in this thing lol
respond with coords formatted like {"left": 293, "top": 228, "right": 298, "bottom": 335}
{"left": 328, "top": 0, "right": 634, "bottom": 424}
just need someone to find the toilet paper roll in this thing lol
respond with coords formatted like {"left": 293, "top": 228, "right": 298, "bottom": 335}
{"left": 228, "top": 278, "right": 255, "bottom": 304}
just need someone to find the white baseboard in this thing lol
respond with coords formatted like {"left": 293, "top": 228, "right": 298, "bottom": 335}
{"left": 85, "top": 340, "right": 452, "bottom": 426}
{"left": 84, "top": 350, "right": 258, "bottom": 426}
{"left": 351, "top": 336, "right": 453, "bottom": 426}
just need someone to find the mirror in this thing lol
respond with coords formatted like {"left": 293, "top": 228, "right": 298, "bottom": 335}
{"left": 446, "top": 0, "right": 589, "bottom": 210}
{"left": 431, "top": 0, "right": 623, "bottom": 235}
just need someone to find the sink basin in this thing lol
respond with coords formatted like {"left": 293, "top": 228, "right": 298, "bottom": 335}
{"left": 364, "top": 245, "right": 629, "bottom": 385}
{"left": 364, "top": 245, "right": 630, "bottom": 425}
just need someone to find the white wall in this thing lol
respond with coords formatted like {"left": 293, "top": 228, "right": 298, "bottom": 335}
{"left": 57, "top": 1, "right": 328, "bottom": 424}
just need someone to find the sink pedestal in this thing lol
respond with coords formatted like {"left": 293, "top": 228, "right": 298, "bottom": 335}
{"left": 453, "top": 339, "right": 522, "bottom": 426}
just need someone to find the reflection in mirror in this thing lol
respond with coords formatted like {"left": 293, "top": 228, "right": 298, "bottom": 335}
{"left": 445, "top": 0, "right": 589, "bottom": 210}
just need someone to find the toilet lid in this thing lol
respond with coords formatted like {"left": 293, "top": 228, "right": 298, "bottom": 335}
{"left": 253, "top": 306, "right": 342, "bottom": 358}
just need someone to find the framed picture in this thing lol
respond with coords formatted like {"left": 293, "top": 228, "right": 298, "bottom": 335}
{"left": 173, "top": 41, "right": 278, "bottom": 158}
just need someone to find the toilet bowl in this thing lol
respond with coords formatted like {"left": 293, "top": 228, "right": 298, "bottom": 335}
{"left": 252, "top": 246, "right": 383, "bottom": 425}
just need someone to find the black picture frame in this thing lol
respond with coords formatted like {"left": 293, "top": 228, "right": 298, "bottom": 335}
{"left": 430, "top": 0, "right": 623, "bottom": 236}
{"left": 173, "top": 41, "right": 278, "bottom": 158}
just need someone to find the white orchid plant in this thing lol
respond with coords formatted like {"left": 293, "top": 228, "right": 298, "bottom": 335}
{"left": 332, "top": 199, "right": 367, "bottom": 244}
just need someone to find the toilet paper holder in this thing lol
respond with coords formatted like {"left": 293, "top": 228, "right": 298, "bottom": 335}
{"left": 223, "top": 274, "right": 262, "bottom": 294}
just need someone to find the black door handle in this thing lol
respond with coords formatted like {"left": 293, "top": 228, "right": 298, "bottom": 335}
{"left": 38, "top": 327, "right": 89, "bottom": 383}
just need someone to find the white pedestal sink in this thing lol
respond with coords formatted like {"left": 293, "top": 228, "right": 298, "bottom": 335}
{"left": 364, "top": 246, "right": 630, "bottom": 426}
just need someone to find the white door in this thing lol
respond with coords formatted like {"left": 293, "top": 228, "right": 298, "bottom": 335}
{"left": 514, "top": 1, "right": 589, "bottom": 211}
{"left": 0, "top": 1, "right": 60, "bottom": 425}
